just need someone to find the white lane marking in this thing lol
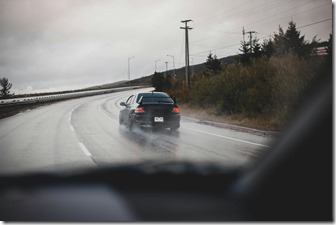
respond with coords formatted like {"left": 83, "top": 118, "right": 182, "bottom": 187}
{"left": 186, "top": 127, "right": 271, "bottom": 148}
{"left": 69, "top": 107, "right": 76, "bottom": 121}
{"left": 69, "top": 104, "right": 92, "bottom": 157}
{"left": 69, "top": 125, "right": 75, "bottom": 132}
{"left": 78, "top": 142, "right": 92, "bottom": 157}
{"left": 68, "top": 103, "right": 84, "bottom": 131}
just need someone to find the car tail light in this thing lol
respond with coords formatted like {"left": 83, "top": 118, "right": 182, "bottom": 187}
{"left": 172, "top": 107, "right": 180, "bottom": 113}
{"left": 135, "top": 107, "right": 144, "bottom": 113}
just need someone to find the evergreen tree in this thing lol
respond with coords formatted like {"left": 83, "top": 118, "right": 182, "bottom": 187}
{"left": 285, "top": 21, "right": 305, "bottom": 53}
{"left": 252, "top": 37, "right": 262, "bottom": 58}
{"left": 262, "top": 38, "right": 275, "bottom": 58}
{"left": 205, "top": 53, "right": 222, "bottom": 73}
{"left": 273, "top": 25, "right": 287, "bottom": 56}
{"left": 239, "top": 41, "right": 251, "bottom": 64}
{"left": 284, "top": 21, "right": 316, "bottom": 58}
{"left": 272, "top": 21, "right": 317, "bottom": 58}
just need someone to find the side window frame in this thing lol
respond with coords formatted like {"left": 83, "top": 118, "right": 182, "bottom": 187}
{"left": 131, "top": 94, "right": 137, "bottom": 104}
{"left": 126, "top": 95, "right": 134, "bottom": 106}
{"left": 135, "top": 94, "right": 143, "bottom": 103}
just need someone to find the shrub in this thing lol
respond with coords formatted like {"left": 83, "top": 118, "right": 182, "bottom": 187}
{"left": 186, "top": 53, "right": 326, "bottom": 126}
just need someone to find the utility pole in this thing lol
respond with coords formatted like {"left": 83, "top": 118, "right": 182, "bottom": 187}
{"left": 246, "top": 30, "right": 256, "bottom": 48}
{"left": 155, "top": 59, "right": 160, "bottom": 72}
{"left": 164, "top": 61, "right": 168, "bottom": 78}
{"left": 167, "top": 55, "right": 175, "bottom": 76}
{"left": 180, "top": 19, "right": 192, "bottom": 90}
{"left": 128, "top": 56, "right": 135, "bottom": 86}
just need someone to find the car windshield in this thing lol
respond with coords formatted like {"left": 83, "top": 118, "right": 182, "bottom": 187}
{"left": 0, "top": 0, "right": 331, "bottom": 177}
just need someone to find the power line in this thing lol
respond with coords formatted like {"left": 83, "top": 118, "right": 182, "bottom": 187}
{"left": 244, "top": 1, "right": 331, "bottom": 30}
{"left": 197, "top": 0, "right": 293, "bottom": 28}
{"left": 297, "top": 18, "right": 332, "bottom": 29}
{"left": 191, "top": 42, "right": 240, "bottom": 56}
{"left": 195, "top": 0, "right": 258, "bottom": 24}
{"left": 221, "top": 0, "right": 321, "bottom": 34}
{"left": 197, "top": 0, "right": 283, "bottom": 26}
{"left": 256, "top": 18, "right": 332, "bottom": 41}
{"left": 226, "top": 0, "right": 293, "bottom": 22}
{"left": 191, "top": 29, "right": 240, "bottom": 44}
{"left": 193, "top": 23, "right": 241, "bottom": 36}
{"left": 244, "top": 0, "right": 329, "bottom": 29}
{"left": 190, "top": 18, "right": 331, "bottom": 57}
{"left": 192, "top": 0, "right": 324, "bottom": 47}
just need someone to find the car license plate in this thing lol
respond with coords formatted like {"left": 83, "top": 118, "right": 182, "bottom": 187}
{"left": 154, "top": 117, "right": 164, "bottom": 122}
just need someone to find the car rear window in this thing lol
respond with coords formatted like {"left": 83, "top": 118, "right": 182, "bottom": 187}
{"left": 141, "top": 97, "right": 173, "bottom": 104}
{"left": 136, "top": 92, "right": 173, "bottom": 103}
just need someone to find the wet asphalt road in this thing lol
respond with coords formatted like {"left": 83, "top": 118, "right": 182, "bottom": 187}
{"left": 0, "top": 88, "right": 275, "bottom": 174}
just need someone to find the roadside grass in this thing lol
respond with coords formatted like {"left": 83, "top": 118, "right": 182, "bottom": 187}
{"left": 179, "top": 103, "right": 284, "bottom": 131}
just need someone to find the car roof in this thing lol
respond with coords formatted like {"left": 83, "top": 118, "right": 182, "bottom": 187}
{"left": 136, "top": 92, "right": 170, "bottom": 98}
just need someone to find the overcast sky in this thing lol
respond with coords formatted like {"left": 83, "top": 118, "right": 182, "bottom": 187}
{"left": 0, "top": 0, "right": 332, "bottom": 94}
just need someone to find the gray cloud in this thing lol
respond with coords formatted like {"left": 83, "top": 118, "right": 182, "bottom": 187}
{"left": 0, "top": 0, "right": 332, "bottom": 94}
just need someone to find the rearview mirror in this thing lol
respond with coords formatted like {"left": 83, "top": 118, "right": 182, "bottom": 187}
{"left": 120, "top": 102, "right": 127, "bottom": 107}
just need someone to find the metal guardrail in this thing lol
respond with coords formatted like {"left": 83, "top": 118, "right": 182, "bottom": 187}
{"left": 0, "top": 86, "right": 150, "bottom": 107}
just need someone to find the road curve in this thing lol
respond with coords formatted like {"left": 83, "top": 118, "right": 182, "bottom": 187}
{"left": 0, "top": 88, "right": 275, "bottom": 174}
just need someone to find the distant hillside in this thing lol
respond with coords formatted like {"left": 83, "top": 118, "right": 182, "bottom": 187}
{"left": 130, "top": 54, "right": 239, "bottom": 86}
{"left": 84, "top": 54, "right": 239, "bottom": 89}
{"left": 83, "top": 80, "right": 129, "bottom": 90}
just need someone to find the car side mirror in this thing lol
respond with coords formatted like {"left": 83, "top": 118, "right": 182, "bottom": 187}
{"left": 120, "top": 102, "right": 127, "bottom": 107}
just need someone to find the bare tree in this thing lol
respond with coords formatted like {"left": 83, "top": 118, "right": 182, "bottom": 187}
{"left": 0, "top": 77, "right": 14, "bottom": 98}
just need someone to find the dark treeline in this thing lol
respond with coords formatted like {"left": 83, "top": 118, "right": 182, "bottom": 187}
{"left": 153, "top": 21, "right": 332, "bottom": 129}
